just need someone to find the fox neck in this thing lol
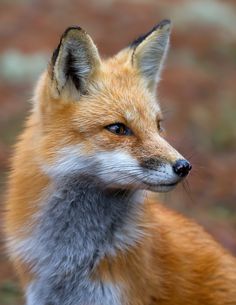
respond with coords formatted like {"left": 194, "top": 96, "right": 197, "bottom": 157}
{"left": 44, "top": 175, "right": 142, "bottom": 254}
{"left": 23, "top": 176, "right": 144, "bottom": 305}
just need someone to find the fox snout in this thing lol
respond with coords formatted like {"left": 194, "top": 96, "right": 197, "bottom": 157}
{"left": 139, "top": 154, "right": 192, "bottom": 190}
{"left": 141, "top": 158, "right": 192, "bottom": 178}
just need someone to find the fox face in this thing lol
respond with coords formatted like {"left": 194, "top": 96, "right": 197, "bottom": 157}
{"left": 36, "top": 21, "right": 191, "bottom": 192}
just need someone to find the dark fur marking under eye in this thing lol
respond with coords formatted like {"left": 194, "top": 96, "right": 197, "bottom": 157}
{"left": 140, "top": 158, "right": 163, "bottom": 170}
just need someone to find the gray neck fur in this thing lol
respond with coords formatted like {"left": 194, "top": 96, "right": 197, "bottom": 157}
{"left": 24, "top": 176, "right": 143, "bottom": 305}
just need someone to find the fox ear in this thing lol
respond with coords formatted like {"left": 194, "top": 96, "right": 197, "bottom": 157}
{"left": 50, "top": 26, "right": 101, "bottom": 98}
{"left": 131, "top": 20, "right": 171, "bottom": 90}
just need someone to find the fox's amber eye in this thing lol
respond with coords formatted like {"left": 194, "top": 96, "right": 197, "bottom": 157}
{"left": 157, "top": 120, "right": 164, "bottom": 133}
{"left": 105, "top": 123, "right": 133, "bottom": 136}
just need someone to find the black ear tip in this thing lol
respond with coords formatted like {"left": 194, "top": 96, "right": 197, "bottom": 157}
{"left": 62, "top": 26, "right": 84, "bottom": 39}
{"left": 130, "top": 19, "right": 171, "bottom": 48}
{"left": 158, "top": 19, "right": 171, "bottom": 27}
{"left": 51, "top": 26, "right": 84, "bottom": 67}
{"left": 155, "top": 19, "right": 171, "bottom": 30}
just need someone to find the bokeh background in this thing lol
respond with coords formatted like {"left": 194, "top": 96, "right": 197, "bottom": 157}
{"left": 0, "top": 0, "right": 236, "bottom": 304}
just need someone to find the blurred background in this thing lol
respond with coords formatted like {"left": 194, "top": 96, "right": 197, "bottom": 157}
{"left": 0, "top": 0, "right": 236, "bottom": 303}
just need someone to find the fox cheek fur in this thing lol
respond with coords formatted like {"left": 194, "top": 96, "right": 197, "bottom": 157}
{"left": 4, "top": 20, "right": 236, "bottom": 305}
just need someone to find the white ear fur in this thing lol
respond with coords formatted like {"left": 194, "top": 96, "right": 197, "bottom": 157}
{"left": 51, "top": 27, "right": 101, "bottom": 97}
{"left": 131, "top": 20, "right": 171, "bottom": 90}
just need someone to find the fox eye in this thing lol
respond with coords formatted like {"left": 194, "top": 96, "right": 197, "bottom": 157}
{"left": 105, "top": 123, "right": 133, "bottom": 136}
{"left": 157, "top": 120, "right": 164, "bottom": 133}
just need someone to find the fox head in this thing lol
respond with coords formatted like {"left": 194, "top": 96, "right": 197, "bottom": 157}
{"left": 35, "top": 20, "right": 191, "bottom": 192}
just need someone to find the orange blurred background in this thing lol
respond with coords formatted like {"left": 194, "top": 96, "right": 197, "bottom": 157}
{"left": 0, "top": 0, "right": 236, "bottom": 303}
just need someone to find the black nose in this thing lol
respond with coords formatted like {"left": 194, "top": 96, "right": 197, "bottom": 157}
{"left": 173, "top": 159, "right": 192, "bottom": 177}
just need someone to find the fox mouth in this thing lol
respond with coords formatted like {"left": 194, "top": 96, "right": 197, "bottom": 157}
{"left": 141, "top": 181, "right": 179, "bottom": 192}
{"left": 144, "top": 181, "right": 177, "bottom": 187}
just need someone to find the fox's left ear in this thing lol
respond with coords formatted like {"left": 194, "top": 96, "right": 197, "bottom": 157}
{"left": 49, "top": 26, "right": 101, "bottom": 99}
{"left": 131, "top": 20, "right": 171, "bottom": 90}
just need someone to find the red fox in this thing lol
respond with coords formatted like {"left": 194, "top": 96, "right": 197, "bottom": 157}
{"left": 4, "top": 20, "right": 236, "bottom": 305}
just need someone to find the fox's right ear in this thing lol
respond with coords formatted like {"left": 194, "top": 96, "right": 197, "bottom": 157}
{"left": 49, "top": 26, "right": 101, "bottom": 99}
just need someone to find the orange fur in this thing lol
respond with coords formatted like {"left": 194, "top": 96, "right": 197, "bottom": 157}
{"left": 96, "top": 199, "right": 236, "bottom": 304}
{"left": 4, "top": 24, "right": 236, "bottom": 304}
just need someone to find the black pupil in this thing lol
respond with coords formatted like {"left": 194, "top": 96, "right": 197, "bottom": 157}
{"left": 115, "top": 124, "right": 124, "bottom": 134}
{"left": 106, "top": 123, "right": 131, "bottom": 136}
